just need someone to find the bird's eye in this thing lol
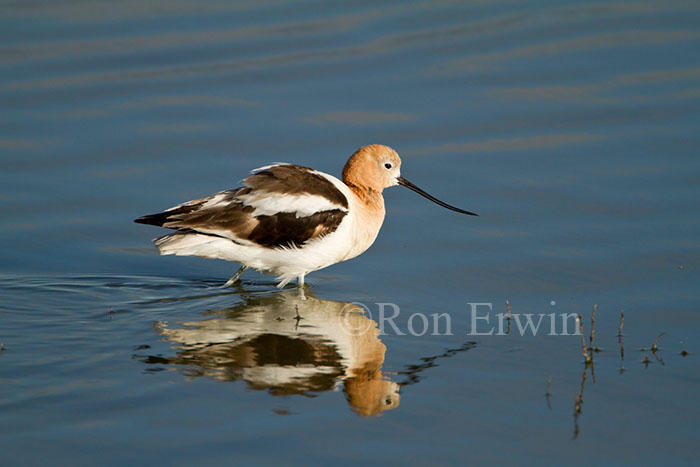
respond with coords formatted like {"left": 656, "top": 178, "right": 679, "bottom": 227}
{"left": 384, "top": 163, "right": 392, "bottom": 169}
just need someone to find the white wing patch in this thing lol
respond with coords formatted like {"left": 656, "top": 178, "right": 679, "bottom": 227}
{"left": 199, "top": 192, "right": 233, "bottom": 210}
{"left": 249, "top": 162, "right": 290, "bottom": 174}
{"left": 238, "top": 191, "right": 348, "bottom": 218}
{"left": 162, "top": 191, "right": 232, "bottom": 213}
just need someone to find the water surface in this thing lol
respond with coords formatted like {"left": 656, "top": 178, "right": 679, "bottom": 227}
{"left": 1, "top": 1, "right": 699, "bottom": 465}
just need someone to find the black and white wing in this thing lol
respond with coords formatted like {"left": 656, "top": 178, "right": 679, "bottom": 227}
{"left": 134, "top": 164, "right": 349, "bottom": 249}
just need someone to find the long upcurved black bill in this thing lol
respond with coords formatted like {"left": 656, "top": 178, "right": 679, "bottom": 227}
{"left": 397, "top": 176, "right": 478, "bottom": 216}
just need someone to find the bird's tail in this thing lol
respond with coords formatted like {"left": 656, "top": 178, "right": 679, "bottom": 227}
{"left": 154, "top": 232, "right": 228, "bottom": 259}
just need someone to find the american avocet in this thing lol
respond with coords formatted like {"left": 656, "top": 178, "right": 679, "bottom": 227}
{"left": 155, "top": 291, "right": 399, "bottom": 416}
{"left": 135, "top": 144, "right": 477, "bottom": 288}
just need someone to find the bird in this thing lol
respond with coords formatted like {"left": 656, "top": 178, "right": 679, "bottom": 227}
{"left": 134, "top": 144, "right": 477, "bottom": 288}
{"left": 154, "top": 290, "right": 400, "bottom": 416}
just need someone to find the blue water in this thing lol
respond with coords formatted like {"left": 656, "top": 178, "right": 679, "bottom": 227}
{"left": 1, "top": 1, "right": 699, "bottom": 465}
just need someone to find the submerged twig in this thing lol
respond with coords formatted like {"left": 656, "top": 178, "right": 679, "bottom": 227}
{"left": 617, "top": 309, "right": 624, "bottom": 337}
{"left": 617, "top": 309, "right": 625, "bottom": 373}
{"left": 572, "top": 360, "right": 590, "bottom": 440}
{"left": 653, "top": 351, "right": 665, "bottom": 366}
{"left": 578, "top": 314, "right": 591, "bottom": 364}
{"left": 651, "top": 332, "right": 664, "bottom": 353}
{"left": 572, "top": 394, "right": 582, "bottom": 440}
{"left": 588, "top": 304, "right": 597, "bottom": 351}
{"left": 619, "top": 332, "right": 625, "bottom": 375}
{"left": 545, "top": 376, "right": 552, "bottom": 411}
{"left": 505, "top": 300, "right": 512, "bottom": 336}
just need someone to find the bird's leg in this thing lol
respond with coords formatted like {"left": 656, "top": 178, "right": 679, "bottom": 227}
{"left": 297, "top": 274, "right": 306, "bottom": 300}
{"left": 222, "top": 265, "right": 248, "bottom": 287}
{"left": 294, "top": 304, "right": 304, "bottom": 329}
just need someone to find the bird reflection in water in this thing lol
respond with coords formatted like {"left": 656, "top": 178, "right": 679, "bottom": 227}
{"left": 144, "top": 289, "right": 399, "bottom": 417}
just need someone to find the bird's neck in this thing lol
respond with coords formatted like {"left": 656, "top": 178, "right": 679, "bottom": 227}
{"left": 345, "top": 181, "right": 384, "bottom": 211}
{"left": 340, "top": 181, "right": 386, "bottom": 262}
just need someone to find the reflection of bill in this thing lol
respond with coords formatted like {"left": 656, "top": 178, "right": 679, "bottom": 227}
{"left": 151, "top": 290, "right": 399, "bottom": 417}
